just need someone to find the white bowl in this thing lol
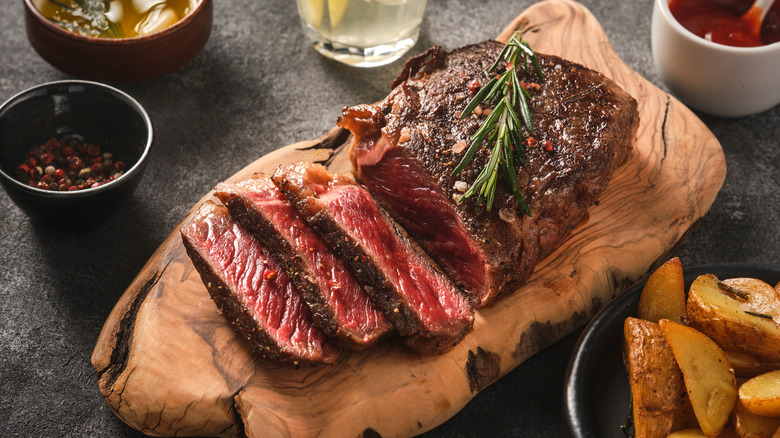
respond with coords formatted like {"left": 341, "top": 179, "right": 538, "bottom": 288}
{"left": 651, "top": 0, "right": 780, "bottom": 117}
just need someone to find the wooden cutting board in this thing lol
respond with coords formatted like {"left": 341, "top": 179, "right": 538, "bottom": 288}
{"left": 91, "top": 1, "right": 726, "bottom": 436}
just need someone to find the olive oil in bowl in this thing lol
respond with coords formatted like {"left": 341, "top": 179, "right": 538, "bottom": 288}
{"left": 34, "top": 0, "right": 200, "bottom": 38}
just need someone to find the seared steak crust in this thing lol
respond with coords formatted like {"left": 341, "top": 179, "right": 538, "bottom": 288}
{"left": 343, "top": 41, "right": 639, "bottom": 306}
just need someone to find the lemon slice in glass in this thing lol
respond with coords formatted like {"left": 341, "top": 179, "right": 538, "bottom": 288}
{"left": 328, "top": 0, "right": 349, "bottom": 29}
{"left": 302, "top": 0, "right": 324, "bottom": 28}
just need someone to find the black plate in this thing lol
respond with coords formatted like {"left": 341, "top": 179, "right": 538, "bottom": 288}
{"left": 564, "top": 263, "right": 780, "bottom": 438}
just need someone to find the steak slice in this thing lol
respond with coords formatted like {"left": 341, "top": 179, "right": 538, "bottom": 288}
{"left": 215, "top": 176, "right": 392, "bottom": 350}
{"left": 342, "top": 41, "right": 639, "bottom": 307}
{"left": 272, "top": 162, "right": 474, "bottom": 354}
{"left": 181, "top": 201, "right": 340, "bottom": 364}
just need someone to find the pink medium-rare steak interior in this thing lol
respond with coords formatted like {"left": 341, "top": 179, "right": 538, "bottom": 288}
{"left": 181, "top": 201, "right": 339, "bottom": 364}
{"left": 272, "top": 162, "right": 474, "bottom": 354}
{"left": 217, "top": 177, "right": 391, "bottom": 348}
{"left": 346, "top": 111, "right": 486, "bottom": 299}
{"left": 318, "top": 184, "right": 472, "bottom": 328}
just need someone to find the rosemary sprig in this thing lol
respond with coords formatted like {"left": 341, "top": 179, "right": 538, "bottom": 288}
{"left": 717, "top": 280, "right": 749, "bottom": 300}
{"left": 452, "top": 32, "right": 544, "bottom": 214}
{"left": 745, "top": 310, "right": 774, "bottom": 320}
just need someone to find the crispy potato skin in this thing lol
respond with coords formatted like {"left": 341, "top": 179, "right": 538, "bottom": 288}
{"left": 687, "top": 274, "right": 780, "bottom": 362}
{"left": 624, "top": 317, "right": 684, "bottom": 438}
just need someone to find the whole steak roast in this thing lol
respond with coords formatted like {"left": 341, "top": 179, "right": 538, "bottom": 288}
{"left": 342, "top": 41, "right": 639, "bottom": 307}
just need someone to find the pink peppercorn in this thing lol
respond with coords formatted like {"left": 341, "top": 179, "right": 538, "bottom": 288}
{"left": 16, "top": 136, "right": 124, "bottom": 192}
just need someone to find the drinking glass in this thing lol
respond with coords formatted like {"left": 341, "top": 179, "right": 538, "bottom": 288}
{"left": 295, "top": 0, "right": 428, "bottom": 67}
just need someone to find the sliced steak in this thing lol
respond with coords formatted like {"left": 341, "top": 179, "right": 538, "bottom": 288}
{"left": 215, "top": 176, "right": 392, "bottom": 350}
{"left": 342, "top": 41, "right": 639, "bottom": 307}
{"left": 272, "top": 162, "right": 474, "bottom": 354}
{"left": 181, "top": 201, "right": 340, "bottom": 364}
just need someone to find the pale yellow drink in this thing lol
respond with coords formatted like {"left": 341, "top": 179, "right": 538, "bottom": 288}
{"left": 296, "top": 0, "right": 427, "bottom": 67}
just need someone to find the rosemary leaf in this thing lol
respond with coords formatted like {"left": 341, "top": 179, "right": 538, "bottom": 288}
{"left": 471, "top": 98, "right": 505, "bottom": 140}
{"left": 478, "top": 130, "right": 503, "bottom": 209}
{"left": 452, "top": 140, "right": 482, "bottom": 176}
{"left": 461, "top": 77, "right": 497, "bottom": 118}
{"left": 497, "top": 120, "right": 508, "bottom": 140}
{"left": 484, "top": 75, "right": 507, "bottom": 106}
{"left": 462, "top": 165, "right": 489, "bottom": 200}
{"left": 501, "top": 143, "right": 531, "bottom": 215}
{"left": 453, "top": 31, "right": 543, "bottom": 213}
{"left": 506, "top": 103, "right": 522, "bottom": 137}
{"left": 517, "top": 41, "right": 545, "bottom": 81}
{"left": 486, "top": 167, "right": 499, "bottom": 210}
{"left": 510, "top": 68, "right": 522, "bottom": 104}
{"left": 523, "top": 54, "right": 530, "bottom": 76}
{"left": 512, "top": 137, "right": 526, "bottom": 165}
{"left": 453, "top": 102, "right": 503, "bottom": 175}
{"left": 745, "top": 311, "right": 774, "bottom": 320}
{"left": 502, "top": 144, "right": 516, "bottom": 186}
{"left": 717, "top": 280, "right": 749, "bottom": 300}
{"left": 516, "top": 83, "right": 533, "bottom": 132}
{"left": 489, "top": 44, "right": 512, "bottom": 73}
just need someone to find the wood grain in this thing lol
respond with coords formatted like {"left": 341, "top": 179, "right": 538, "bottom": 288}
{"left": 91, "top": 1, "right": 726, "bottom": 437}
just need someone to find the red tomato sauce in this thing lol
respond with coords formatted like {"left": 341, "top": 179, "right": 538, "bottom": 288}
{"left": 668, "top": 0, "right": 780, "bottom": 46}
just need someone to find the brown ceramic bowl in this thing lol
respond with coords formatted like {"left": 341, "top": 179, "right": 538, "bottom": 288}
{"left": 24, "top": 0, "right": 212, "bottom": 83}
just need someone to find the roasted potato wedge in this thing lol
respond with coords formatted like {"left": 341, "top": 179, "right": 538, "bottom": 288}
{"left": 638, "top": 257, "right": 687, "bottom": 323}
{"left": 687, "top": 274, "right": 780, "bottom": 362}
{"left": 733, "top": 397, "right": 780, "bottom": 437}
{"left": 723, "top": 278, "right": 780, "bottom": 319}
{"left": 624, "top": 317, "right": 684, "bottom": 437}
{"left": 725, "top": 351, "right": 780, "bottom": 378}
{"left": 660, "top": 319, "right": 737, "bottom": 436}
{"left": 668, "top": 427, "right": 739, "bottom": 437}
{"left": 672, "top": 389, "right": 701, "bottom": 432}
{"left": 740, "top": 370, "right": 780, "bottom": 417}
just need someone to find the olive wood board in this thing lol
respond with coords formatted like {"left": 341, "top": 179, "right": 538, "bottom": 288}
{"left": 91, "top": 1, "right": 727, "bottom": 437}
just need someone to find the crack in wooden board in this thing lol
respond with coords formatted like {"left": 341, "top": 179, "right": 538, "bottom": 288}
{"left": 91, "top": 1, "right": 726, "bottom": 437}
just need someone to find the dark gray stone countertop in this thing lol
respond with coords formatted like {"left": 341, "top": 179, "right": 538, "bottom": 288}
{"left": 1, "top": 0, "right": 778, "bottom": 437}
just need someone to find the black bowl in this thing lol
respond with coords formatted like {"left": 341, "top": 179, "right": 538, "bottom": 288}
{"left": 564, "top": 263, "right": 780, "bottom": 438}
{"left": 0, "top": 80, "right": 153, "bottom": 230}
